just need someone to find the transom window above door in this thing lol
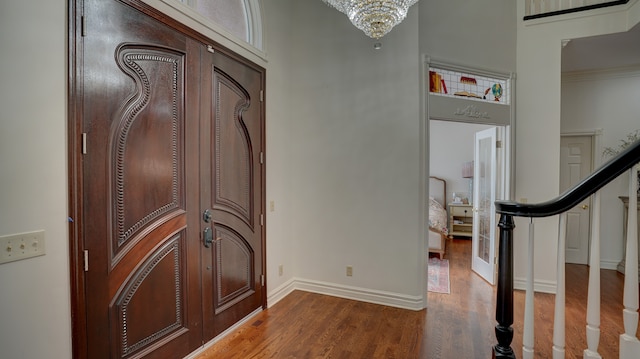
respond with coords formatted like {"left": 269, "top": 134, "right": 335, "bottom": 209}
{"left": 175, "top": 0, "right": 263, "bottom": 50}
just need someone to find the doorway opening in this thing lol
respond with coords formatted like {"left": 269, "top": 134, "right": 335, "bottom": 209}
{"left": 429, "top": 120, "right": 509, "bottom": 285}
{"left": 422, "top": 59, "right": 514, "bottom": 305}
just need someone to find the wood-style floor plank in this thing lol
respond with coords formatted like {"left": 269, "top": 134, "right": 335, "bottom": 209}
{"left": 196, "top": 239, "right": 635, "bottom": 359}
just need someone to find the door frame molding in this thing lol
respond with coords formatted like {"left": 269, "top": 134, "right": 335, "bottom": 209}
{"left": 67, "top": 1, "right": 87, "bottom": 356}
{"left": 423, "top": 57, "right": 515, "bottom": 302}
{"left": 67, "top": 1, "right": 267, "bottom": 357}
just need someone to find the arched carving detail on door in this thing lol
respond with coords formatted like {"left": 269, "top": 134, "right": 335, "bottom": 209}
{"left": 109, "top": 44, "right": 186, "bottom": 263}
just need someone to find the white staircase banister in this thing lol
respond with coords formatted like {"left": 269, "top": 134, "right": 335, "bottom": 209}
{"left": 494, "top": 141, "right": 640, "bottom": 359}
{"left": 553, "top": 212, "right": 567, "bottom": 359}
{"left": 523, "top": 219, "right": 535, "bottom": 359}
{"left": 620, "top": 165, "right": 640, "bottom": 359}
{"left": 584, "top": 192, "right": 602, "bottom": 359}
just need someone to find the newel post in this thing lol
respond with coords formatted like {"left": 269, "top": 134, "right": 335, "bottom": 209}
{"left": 493, "top": 213, "right": 516, "bottom": 359}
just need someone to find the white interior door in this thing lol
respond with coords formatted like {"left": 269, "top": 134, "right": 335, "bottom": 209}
{"left": 472, "top": 127, "right": 498, "bottom": 284}
{"left": 560, "top": 135, "right": 593, "bottom": 265}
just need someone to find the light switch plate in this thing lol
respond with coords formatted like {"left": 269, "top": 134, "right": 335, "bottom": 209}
{"left": 0, "top": 230, "right": 46, "bottom": 264}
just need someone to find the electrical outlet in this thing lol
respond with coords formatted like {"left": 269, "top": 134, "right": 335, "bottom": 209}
{"left": 0, "top": 230, "right": 46, "bottom": 264}
{"left": 278, "top": 264, "right": 283, "bottom": 276}
{"left": 346, "top": 265, "right": 353, "bottom": 277}
{"left": 269, "top": 201, "right": 275, "bottom": 212}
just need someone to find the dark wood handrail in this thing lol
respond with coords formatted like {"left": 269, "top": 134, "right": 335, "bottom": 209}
{"left": 496, "top": 139, "right": 640, "bottom": 217}
{"left": 492, "top": 138, "right": 640, "bottom": 358}
{"left": 523, "top": 0, "right": 629, "bottom": 21}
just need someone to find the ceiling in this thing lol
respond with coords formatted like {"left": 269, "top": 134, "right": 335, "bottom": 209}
{"left": 562, "top": 22, "right": 640, "bottom": 72}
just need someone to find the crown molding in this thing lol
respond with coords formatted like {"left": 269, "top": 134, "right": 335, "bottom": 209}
{"left": 562, "top": 64, "right": 640, "bottom": 82}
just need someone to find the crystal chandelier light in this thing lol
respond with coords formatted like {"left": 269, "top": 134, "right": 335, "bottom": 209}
{"left": 322, "top": 0, "right": 419, "bottom": 39}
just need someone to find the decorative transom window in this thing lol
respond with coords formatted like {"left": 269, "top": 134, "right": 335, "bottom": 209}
{"left": 177, "top": 0, "right": 263, "bottom": 50}
{"left": 428, "top": 67, "right": 511, "bottom": 106}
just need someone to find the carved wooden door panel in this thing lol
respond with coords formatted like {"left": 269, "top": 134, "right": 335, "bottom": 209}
{"left": 76, "top": 0, "right": 266, "bottom": 357}
{"left": 199, "top": 49, "right": 265, "bottom": 340}
{"left": 80, "top": 1, "right": 202, "bottom": 358}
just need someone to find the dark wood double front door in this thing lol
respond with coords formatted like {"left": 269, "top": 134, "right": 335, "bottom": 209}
{"left": 70, "top": 0, "right": 265, "bottom": 357}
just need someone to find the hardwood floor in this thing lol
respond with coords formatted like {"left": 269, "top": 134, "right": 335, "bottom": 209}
{"left": 196, "top": 239, "right": 635, "bottom": 358}
{"left": 195, "top": 291, "right": 427, "bottom": 358}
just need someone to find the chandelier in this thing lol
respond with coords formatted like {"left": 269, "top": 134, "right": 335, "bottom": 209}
{"left": 322, "top": 0, "right": 419, "bottom": 39}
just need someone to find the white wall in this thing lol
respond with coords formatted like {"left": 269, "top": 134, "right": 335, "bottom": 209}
{"left": 269, "top": 0, "right": 517, "bottom": 307}
{"left": 419, "top": 0, "right": 517, "bottom": 71}
{"left": 562, "top": 67, "right": 640, "bottom": 268}
{"left": 0, "top": 1, "right": 71, "bottom": 358}
{"left": 430, "top": 120, "right": 494, "bottom": 202}
{"left": 283, "top": 1, "right": 423, "bottom": 300}
{"left": 514, "top": 0, "right": 640, "bottom": 291}
{"left": 261, "top": 0, "right": 295, "bottom": 300}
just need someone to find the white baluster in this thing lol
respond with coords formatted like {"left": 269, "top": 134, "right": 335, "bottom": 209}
{"left": 584, "top": 192, "right": 601, "bottom": 359}
{"left": 534, "top": 0, "right": 542, "bottom": 15}
{"left": 523, "top": 219, "right": 535, "bottom": 359}
{"left": 553, "top": 213, "right": 567, "bottom": 359}
{"left": 620, "top": 165, "right": 640, "bottom": 359}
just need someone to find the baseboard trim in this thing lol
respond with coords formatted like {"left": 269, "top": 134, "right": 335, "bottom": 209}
{"left": 266, "top": 278, "right": 297, "bottom": 308}
{"left": 600, "top": 259, "right": 620, "bottom": 270}
{"left": 514, "top": 277, "right": 557, "bottom": 294}
{"left": 269, "top": 277, "right": 424, "bottom": 311}
{"left": 514, "top": 261, "right": 622, "bottom": 293}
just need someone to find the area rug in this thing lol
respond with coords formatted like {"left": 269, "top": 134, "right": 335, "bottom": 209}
{"left": 428, "top": 257, "right": 450, "bottom": 294}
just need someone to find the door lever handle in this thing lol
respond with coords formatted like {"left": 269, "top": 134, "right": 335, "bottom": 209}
{"left": 203, "top": 227, "right": 213, "bottom": 248}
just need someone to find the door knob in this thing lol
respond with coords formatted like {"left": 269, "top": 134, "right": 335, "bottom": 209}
{"left": 203, "top": 227, "right": 213, "bottom": 248}
{"left": 582, "top": 204, "right": 589, "bottom": 210}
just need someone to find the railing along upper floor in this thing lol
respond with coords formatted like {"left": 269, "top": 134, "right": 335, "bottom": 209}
{"left": 492, "top": 139, "right": 640, "bottom": 358}
{"left": 525, "top": 0, "right": 630, "bottom": 20}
